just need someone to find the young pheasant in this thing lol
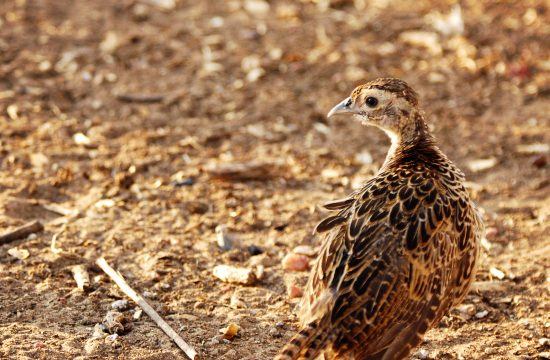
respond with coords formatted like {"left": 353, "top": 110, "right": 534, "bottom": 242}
{"left": 276, "top": 78, "right": 483, "bottom": 360}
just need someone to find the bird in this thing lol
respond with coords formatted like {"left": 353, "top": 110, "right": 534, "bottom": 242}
{"left": 275, "top": 78, "right": 483, "bottom": 360}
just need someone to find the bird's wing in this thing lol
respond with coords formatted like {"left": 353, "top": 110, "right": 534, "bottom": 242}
{"left": 302, "top": 167, "right": 477, "bottom": 354}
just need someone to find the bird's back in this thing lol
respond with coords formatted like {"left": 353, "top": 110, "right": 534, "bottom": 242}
{"left": 280, "top": 143, "right": 482, "bottom": 360}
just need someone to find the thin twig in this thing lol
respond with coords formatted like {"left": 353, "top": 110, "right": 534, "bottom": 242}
{"left": 0, "top": 220, "right": 44, "bottom": 246}
{"left": 115, "top": 93, "right": 165, "bottom": 103}
{"left": 96, "top": 257, "right": 199, "bottom": 360}
{"left": 49, "top": 188, "right": 104, "bottom": 254}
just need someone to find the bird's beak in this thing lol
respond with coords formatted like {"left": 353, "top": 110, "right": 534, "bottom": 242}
{"left": 327, "top": 97, "right": 355, "bottom": 119}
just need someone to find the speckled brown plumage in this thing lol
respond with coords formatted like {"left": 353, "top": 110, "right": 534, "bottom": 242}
{"left": 275, "top": 78, "right": 483, "bottom": 360}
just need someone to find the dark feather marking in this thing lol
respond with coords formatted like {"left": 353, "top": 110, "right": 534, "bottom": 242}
{"left": 316, "top": 215, "right": 347, "bottom": 233}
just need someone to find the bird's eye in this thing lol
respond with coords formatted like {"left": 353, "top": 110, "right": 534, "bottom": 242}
{"left": 365, "top": 97, "right": 378, "bottom": 108}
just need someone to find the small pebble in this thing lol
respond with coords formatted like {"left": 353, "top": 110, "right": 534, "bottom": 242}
{"left": 172, "top": 177, "right": 194, "bottom": 187}
{"left": 475, "top": 310, "right": 489, "bottom": 319}
{"left": 414, "top": 348, "right": 429, "bottom": 359}
{"left": 213, "top": 265, "right": 257, "bottom": 285}
{"left": 111, "top": 299, "right": 129, "bottom": 311}
{"left": 287, "top": 284, "right": 303, "bottom": 299}
{"left": 248, "top": 244, "right": 264, "bottom": 255}
{"left": 539, "top": 338, "right": 550, "bottom": 346}
{"left": 485, "top": 227, "right": 498, "bottom": 240}
{"left": 455, "top": 304, "right": 476, "bottom": 320}
{"left": 490, "top": 267, "right": 505, "bottom": 280}
{"left": 143, "top": 291, "right": 157, "bottom": 299}
{"left": 538, "top": 351, "right": 550, "bottom": 359}
{"left": 533, "top": 154, "right": 547, "bottom": 168}
{"left": 92, "top": 323, "right": 107, "bottom": 339}
{"left": 292, "top": 245, "right": 317, "bottom": 257}
{"left": 105, "top": 333, "right": 118, "bottom": 343}
{"left": 282, "top": 253, "right": 310, "bottom": 272}
{"left": 103, "top": 311, "right": 124, "bottom": 334}
{"left": 268, "top": 327, "right": 282, "bottom": 338}
{"left": 254, "top": 265, "right": 265, "bottom": 280}
{"left": 133, "top": 309, "right": 143, "bottom": 320}
{"left": 220, "top": 323, "right": 239, "bottom": 340}
{"left": 215, "top": 225, "right": 234, "bottom": 251}
{"left": 230, "top": 294, "right": 247, "bottom": 309}
{"left": 7, "top": 248, "right": 30, "bottom": 260}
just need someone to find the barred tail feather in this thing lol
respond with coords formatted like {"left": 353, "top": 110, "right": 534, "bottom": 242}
{"left": 275, "top": 321, "right": 334, "bottom": 360}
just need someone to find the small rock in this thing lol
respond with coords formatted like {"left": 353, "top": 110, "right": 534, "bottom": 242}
{"left": 180, "top": 313, "right": 198, "bottom": 322}
{"left": 533, "top": 154, "right": 547, "bottom": 168}
{"left": 475, "top": 310, "right": 489, "bottom": 319}
{"left": 481, "top": 237, "right": 493, "bottom": 251}
{"left": 111, "top": 300, "right": 130, "bottom": 311}
{"left": 539, "top": 352, "right": 550, "bottom": 360}
{"left": 103, "top": 311, "right": 128, "bottom": 334}
{"left": 292, "top": 245, "right": 317, "bottom": 257}
{"left": 484, "top": 347, "right": 497, "bottom": 355}
{"left": 539, "top": 338, "right": 550, "bottom": 346}
{"left": 471, "top": 280, "right": 511, "bottom": 293}
{"left": 7, "top": 104, "right": 19, "bottom": 120}
{"left": 485, "top": 227, "right": 498, "bottom": 240}
{"left": 91, "top": 323, "right": 108, "bottom": 339}
{"left": 220, "top": 323, "right": 239, "bottom": 340}
{"left": 427, "top": 72, "right": 446, "bottom": 83}
{"left": 132, "top": 3, "right": 149, "bottom": 21}
{"left": 455, "top": 304, "right": 476, "bottom": 320}
{"left": 7, "top": 248, "right": 30, "bottom": 260}
{"left": 143, "top": 291, "right": 157, "bottom": 299}
{"left": 248, "top": 245, "right": 264, "bottom": 255}
{"left": 213, "top": 265, "right": 257, "bottom": 285}
{"left": 215, "top": 225, "right": 235, "bottom": 251}
{"left": 414, "top": 348, "right": 430, "bottom": 359}
{"left": 71, "top": 265, "right": 91, "bottom": 291}
{"left": 282, "top": 253, "right": 310, "bottom": 272}
{"left": 287, "top": 284, "right": 303, "bottom": 299}
{"left": 95, "top": 199, "right": 115, "bottom": 209}
{"left": 73, "top": 132, "right": 92, "bottom": 146}
{"left": 99, "top": 31, "right": 121, "bottom": 54}
{"left": 133, "top": 309, "right": 143, "bottom": 320}
{"left": 268, "top": 327, "right": 282, "bottom": 338}
{"left": 208, "top": 335, "right": 222, "bottom": 345}
{"left": 244, "top": 0, "right": 270, "bottom": 16}
{"left": 426, "top": 5, "right": 464, "bottom": 37}
{"left": 172, "top": 178, "right": 194, "bottom": 187}
{"left": 399, "top": 31, "right": 442, "bottom": 55}
{"left": 146, "top": 0, "right": 176, "bottom": 10}
{"left": 467, "top": 158, "right": 498, "bottom": 172}
{"left": 490, "top": 267, "right": 505, "bottom": 280}
{"left": 105, "top": 333, "right": 118, "bottom": 343}
{"left": 230, "top": 294, "right": 247, "bottom": 309}
{"left": 249, "top": 253, "right": 278, "bottom": 267}
{"left": 355, "top": 151, "right": 373, "bottom": 165}
{"left": 516, "top": 143, "right": 549, "bottom": 154}
{"left": 254, "top": 265, "right": 265, "bottom": 280}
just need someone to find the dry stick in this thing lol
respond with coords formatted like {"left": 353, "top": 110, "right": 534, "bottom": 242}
{"left": 96, "top": 257, "right": 199, "bottom": 360}
{"left": 115, "top": 93, "right": 165, "bottom": 103}
{"left": 0, "top": 220, "right": 44, "bottom": 246}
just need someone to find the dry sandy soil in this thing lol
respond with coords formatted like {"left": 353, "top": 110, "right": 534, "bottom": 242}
{"left": 0, "top": 0, "right": 549, "bottom": 359}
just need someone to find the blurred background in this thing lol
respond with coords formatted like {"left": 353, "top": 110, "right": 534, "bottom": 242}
{"left": 0, "top": 1, "right": 548, "bottom": 359}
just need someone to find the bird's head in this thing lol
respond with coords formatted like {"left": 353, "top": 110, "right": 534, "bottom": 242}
{"left": 327, "top": 78, "right": 426, "bottom": 142}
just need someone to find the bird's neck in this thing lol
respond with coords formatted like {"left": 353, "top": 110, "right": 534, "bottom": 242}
{"left": 381, "top": 112, "right": 436, "bottom": 168}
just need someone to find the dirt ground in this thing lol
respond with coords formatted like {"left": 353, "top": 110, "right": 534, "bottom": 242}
{"left": 0, "top": 0, "right": 549, "bottom": 359}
